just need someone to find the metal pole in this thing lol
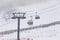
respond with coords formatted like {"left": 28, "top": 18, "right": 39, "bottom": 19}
{"left": 17, "top": 18, "right": 20, "bottom": 40}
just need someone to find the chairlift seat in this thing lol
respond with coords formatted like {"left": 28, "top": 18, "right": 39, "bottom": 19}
{"left": 27, "top": 20, "right": 33, "bottom": 25}
{"left": 35, "top": 16, "right": 40, "bottom": 19}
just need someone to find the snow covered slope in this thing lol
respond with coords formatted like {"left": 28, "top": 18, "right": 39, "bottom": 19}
{"left": 0, "top": 0, "right": 60, "bottom": 40}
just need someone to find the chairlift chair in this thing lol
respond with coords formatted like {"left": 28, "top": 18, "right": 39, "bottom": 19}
{"left": 35, "top": 12, "right": 40, "bottom": 19}
{"left": 27, "top": 16, "right": 33, "bottom": 25}
{"left": 27, "top": 20, "right": 33, "bottom": 25}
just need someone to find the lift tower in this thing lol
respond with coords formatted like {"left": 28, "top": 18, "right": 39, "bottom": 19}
{"left": 12, "top": 12, "right": 26, "bottom": 40}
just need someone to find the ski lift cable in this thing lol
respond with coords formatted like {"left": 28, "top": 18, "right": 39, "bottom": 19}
{"left": 0, "top": 2, "right": 59, "bottom": 19}
{"left": 26, "top": 4, "right": 60, "bottom": 17}
{"left": 0, "top": 6, "right": 59, "bottom": 26}
{"left": 0, "top": 6, "right": 60, "bottom": 27}
{"left": 0, "top": 3, "right": 59, "bottom": 26}
{"left": 24, "top": 3, "right": 60, "bottom": 13}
